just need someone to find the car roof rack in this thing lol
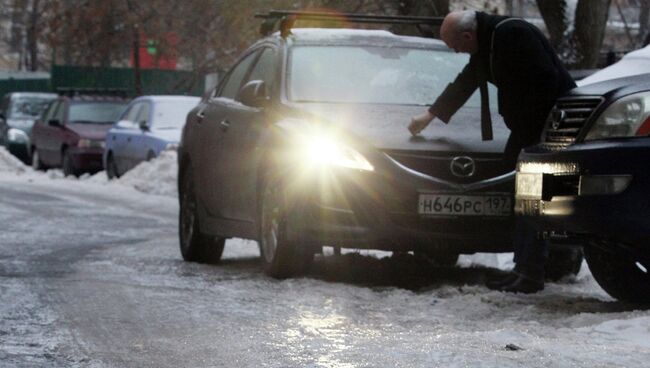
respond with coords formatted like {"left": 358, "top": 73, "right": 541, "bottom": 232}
{"left": 255, "top": 10, "right": 444, "bottom": 38}
{"left": 56, "top": 87, "right": 128, "bottom": 98}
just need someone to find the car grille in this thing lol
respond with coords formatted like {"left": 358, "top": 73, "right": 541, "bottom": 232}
{"left": 543, "top": 97, "right": 603, "bottom": 147}
{"left": 384, "top": 150, "right": 510, "bottom": 184}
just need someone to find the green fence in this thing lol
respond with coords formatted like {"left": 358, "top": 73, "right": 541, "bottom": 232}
{"left": 0, "top": 78, "right": 51, "bottom": 98}
{"left": 51, "top": 65, "right": 204, "bottom": 97}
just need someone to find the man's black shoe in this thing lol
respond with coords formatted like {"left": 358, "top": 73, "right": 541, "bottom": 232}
{"left": 496, "top": 275, "right": 544, "bottom": 294}
{"left": 486, "top": 273, "right": 519, "bottom": 290}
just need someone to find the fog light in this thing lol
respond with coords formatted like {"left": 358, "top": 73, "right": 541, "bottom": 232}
{"left": 578, "top": 175, "right": 632, "bottom": 196}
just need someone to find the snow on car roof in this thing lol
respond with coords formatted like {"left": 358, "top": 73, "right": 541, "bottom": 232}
{"left": 283, "top": 28, "right": 447, "bottom": 48}
{"left": 578, "top": 44, "right": 650, "bottom": 86}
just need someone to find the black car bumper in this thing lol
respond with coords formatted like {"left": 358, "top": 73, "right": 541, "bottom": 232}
{"left": 285, "top": 166, "right": 515, "bottom": 253}
{"left": 515, "top": 140, "right": 650, "bottom": 246}
{"left": 6, "top": 141, "right": 30, "bottom": 163}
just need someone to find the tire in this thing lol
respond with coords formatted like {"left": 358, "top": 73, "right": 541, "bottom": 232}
{"left": 414, "top": 251, "right": 460, "bottom": 267}
{"left": 258, "top": 172, "right": 313, "bottom": 278}
{"left": 106, "top": 154, "right": 119, "bottom": 179}
{"left": 146, "top": 151, "right": 156, "bottom": 161}
{"left": 545, "top": 247, "right": 584, "bottom": 281}
{"left": 31, "top": 148, "right": 45, "bottom": 171}
{"left": 584, "top": 240, "right": 650, "bottom": 304}
{"left": 62, "top": 148, "right": 76, "bottom": 177}
{"left": 178, "top": 166, "right": 225, "bottom": 264}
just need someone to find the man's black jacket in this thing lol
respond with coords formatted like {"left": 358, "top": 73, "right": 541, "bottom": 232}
{"left": 429, "top": 12, "right": 576, "bottom": 143}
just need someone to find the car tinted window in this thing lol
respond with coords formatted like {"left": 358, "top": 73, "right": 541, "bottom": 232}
{"left": 151, "top": 99, "right": 199, "bottom": 129}
{"left": 219, "top": 50, "right": 260, "bottom": 99}
{"left": 288, "top": 45, "right": 497, "bottom": 107}
{"left": 136, "top": 102, "right": 151, "bottom": 123}
{"left": 68, "top": 102, "right": 127, "bottom": 124}
{"left": 124, "top": 103, "right": 143, "bottom": 122}
{"left": 246, "top": 47, "right": 277, "bottom": 89}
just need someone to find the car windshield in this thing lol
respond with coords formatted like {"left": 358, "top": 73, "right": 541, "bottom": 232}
{"left": 288, "top": 45, "right": 497, "bottom": 107}
{"left": 8, "top": 97, "right": 54, "bottom": 119}
{"left": 69, "top": 102, "right": 127, "bottom": 124}
{"left": 153, "top": 99, "right": 199, "bottom": 129}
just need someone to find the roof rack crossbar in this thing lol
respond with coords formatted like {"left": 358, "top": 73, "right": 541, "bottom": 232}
{"left": 255, "top": 10, "right": 443, "bottom": 38}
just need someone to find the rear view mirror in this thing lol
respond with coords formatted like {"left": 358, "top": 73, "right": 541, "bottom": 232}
{"left": 139, "top": 120, "right": 149, "bottom": 131}
{"left": 48, "top": 119, "right": 62, "bottom": 127}
{"left": 237, "top": 80, "right": 269, "bottom": 108}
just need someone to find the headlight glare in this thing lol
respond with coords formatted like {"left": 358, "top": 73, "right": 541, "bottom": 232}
{"left": 585, "top": 92, "right": 650, "bottom": 140}
{"left": 300, "top": 134, "right": 374, "bottom": 172}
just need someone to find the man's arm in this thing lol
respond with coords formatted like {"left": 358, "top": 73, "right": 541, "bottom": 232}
{"left": 409, "top": 60, "right": 479, "bottom": 135}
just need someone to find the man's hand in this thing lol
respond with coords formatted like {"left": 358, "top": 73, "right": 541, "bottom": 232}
{"left": 408, "top": 111, "right": 435, "bottom": 136}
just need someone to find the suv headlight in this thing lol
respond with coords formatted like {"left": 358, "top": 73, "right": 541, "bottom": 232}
{"left": 78, "top": 139, "right": 105, "bottom": 148}
{"left": 585, "top": 91, "right": 650, "bottom": 140}
{"left": 7, "top": 128, "right": 29, "bottom": 143}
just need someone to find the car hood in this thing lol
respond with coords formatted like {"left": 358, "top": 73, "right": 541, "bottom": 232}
{"left": 291, "top": 103, "right": 509, "bottom": 154}
{"left": 6, "top": 118, "right": 35, "bottom": 131}
{"left": 67, "top": 123, "right": 112, "bottom": 140}
{"left": 150, "top": 128, "right": 181, "bottom": 143}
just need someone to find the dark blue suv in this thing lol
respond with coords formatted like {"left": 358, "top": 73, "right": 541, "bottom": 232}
{"left": 516, "top": 73, "right": 650, "bottom": 303}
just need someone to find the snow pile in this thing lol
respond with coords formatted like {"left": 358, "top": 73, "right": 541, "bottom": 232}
{"left": 115, "top": 149, "right": 178, "bottom": 197}
{"left": 0, "top": 147, "right": 28, "bottom": 174}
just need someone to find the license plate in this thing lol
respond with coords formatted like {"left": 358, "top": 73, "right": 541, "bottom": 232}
{"left": 516, "top": 172, "right": 543, "bottom": 199}
{"left": 418, "top": 194, "right": 512, "bottom": 216}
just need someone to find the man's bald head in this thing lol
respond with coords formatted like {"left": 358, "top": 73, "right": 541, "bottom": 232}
{"left": 440, "top": 11, "right": 478, "bottom": 54}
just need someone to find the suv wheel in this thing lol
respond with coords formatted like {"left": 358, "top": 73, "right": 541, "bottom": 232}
{"left": 62, "top": 149, "right": 76, "bottom": 177}
{"left": 584, "top": 240, "right": 650, "bottom": 303}
{"left": 258, "top": 173, "right": 312, "bottom": 278}
{"left": 545, "top": 246, "right": 584, "bottom": 281}
{"left": 106, "top": 154, "right": 119, "bottom": 179}
{"left": 178, "top": 166, "right": 225, "bottom": 263}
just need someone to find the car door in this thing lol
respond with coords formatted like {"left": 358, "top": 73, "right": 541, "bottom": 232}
{"left": 129, "top": 100, "right": 152, "bottom": 167}
{"left": 219, "top": 46, "right": 279, "bottom": 222}
{"left": 193, "top": 49, "right": 261, "bottom": 221}
{"left": 38, "top": 100, "right": 66, "bottom": 166}
{"left": 110, "top": 102, "right": 142, "bottom": 175}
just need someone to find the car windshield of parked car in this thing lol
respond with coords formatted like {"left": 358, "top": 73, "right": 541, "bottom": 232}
{"left": 69, "top": 102, "right": 127, "bottom": 124}
{"left": 288, "top": 45, "right": 496, "bottom": 106}
{"left": 153, "top": 100, "right": 199, "bottom": 129}
{"left": 8, "top": 97, "right": 53, "bottom": 119}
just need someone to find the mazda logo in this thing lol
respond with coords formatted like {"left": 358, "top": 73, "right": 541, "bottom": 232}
{"left": 450, "top": 156, "right": 476, "bottom": 178}
{"left": 551, "top": 109, "right": 566, "bottom": 130}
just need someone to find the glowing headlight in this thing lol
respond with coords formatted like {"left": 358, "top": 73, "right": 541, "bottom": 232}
{"left": 300, "top": 135, "right": 374, "bottom": 171}
{"left": 585, "top": 92, "right": 650, "bottom": 140}
{"left": 7, "top": 128, "right": 29, "bottom": 143}
{"left": 78, "top": 139, "right": 105, "bottom": 148}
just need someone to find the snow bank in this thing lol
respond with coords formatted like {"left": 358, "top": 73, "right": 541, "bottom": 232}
{"left": 112, "top": 149, "right": 178, "bottom": 197}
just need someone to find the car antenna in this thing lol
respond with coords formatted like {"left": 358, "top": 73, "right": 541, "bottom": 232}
{"left": 254, "top": 10, "right": 444, "bottom": 39}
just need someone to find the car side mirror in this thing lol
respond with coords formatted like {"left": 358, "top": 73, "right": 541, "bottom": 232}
{"left": 48, "top": 119, "right": 62, "bottom": 127}
{"left": 237, "top": 80, "right": 269, "bottom": 108}
{"left": 139, "top": 120, "right": 149, "bottom": 131}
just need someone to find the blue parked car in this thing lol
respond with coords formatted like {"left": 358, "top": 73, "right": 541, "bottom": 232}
{"left": 104, "top": 95, "right": 200, "bottom": 178}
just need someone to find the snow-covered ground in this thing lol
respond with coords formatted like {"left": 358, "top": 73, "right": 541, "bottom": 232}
{"left": 1, "top": 147, "right": 649, "bottom": 367}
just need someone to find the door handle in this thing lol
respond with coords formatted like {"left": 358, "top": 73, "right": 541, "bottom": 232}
{"left": 220, "top": 120, "right": 231, "bottom": 132}
{"left": 196, "top": 107, "right": 206, "bottom": 123}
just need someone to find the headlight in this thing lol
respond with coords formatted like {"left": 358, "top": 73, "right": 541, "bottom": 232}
{"left": 78, "top": 139, "right": 105, "bottom": 149}
{"left": 298, "top": 133, "right": 374, "bottom": 172}
{"left": 585, "top": 92, "right": 650, "bottom": 140}
{"left": 7, "top": 128, "right": 29, "bottom": 143}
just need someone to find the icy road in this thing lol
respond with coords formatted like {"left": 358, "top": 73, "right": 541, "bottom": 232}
{"left": 1, "top": 148, "right": 649, "bottom": 368}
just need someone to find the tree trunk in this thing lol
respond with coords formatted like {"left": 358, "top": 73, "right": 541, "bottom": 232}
{"left": 640, "top": 0, "right": 650, "bottom": 46}
{"left": 573, "top": 0, "right": 611, "bottom": 68}
{"left": 535, "top": 0, "right": 567, "bottom": 51}
{"left": 26, "top": 0, "right": 40, "bottom": 71}
{"left": 391, "top": 0, "right": 449, "bottom": 37}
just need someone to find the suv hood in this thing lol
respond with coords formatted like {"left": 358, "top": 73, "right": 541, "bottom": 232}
{"left": 67, "top": 123, "right": 112, "bottom": 140}
{"left": 293, "top": 103, "right": 509, "bottom": 154}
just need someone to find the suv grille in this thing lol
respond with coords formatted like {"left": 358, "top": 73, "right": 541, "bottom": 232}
{"left": 543, "top": 97, "right": 602, "bottom": 147}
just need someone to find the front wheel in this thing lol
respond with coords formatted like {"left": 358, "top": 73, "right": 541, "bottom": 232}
{"left": 258, "top": 174, "right": 312, "bottom": 278}
{"left": 179, "top": 166, "right": 225, "bottom": 263}
{"left": 584, "top": 240, "right": 650, "bottom": 304}
{"left": 62, "top": 149, "right": 76, "bottom": 177}
{"left": 31, "top": 148, "right": 45, "bottom": 171}
{"left": 106, "top": 154, "right": 119, "bottom": 179}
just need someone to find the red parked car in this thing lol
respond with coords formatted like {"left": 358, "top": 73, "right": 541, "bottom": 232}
{"left": 31, "top": 92, "right": 128, "bottom": 176}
